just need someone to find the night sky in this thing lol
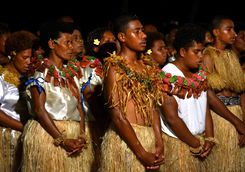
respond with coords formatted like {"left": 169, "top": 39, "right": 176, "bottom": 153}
{"left": 0, "top": 0, "right": 243, "bottom": 36}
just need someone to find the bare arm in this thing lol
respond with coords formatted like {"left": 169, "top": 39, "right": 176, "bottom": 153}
{"left": 30, "top": 86, "right": 62, "bottom": 138}
{"left": 104, "top": 66, "right": 163, "bottom": 167}
{"left": 30, "top": 86, "right": 84, "bottom": 154}
{"left": 0, "top": 110, "right": 23, "bottom": 131}
{"left": 160, "top": 94, "right": 200, "bottom": 148}
{"left": 207, "top": 89, "right": 245, "bottom": 135}
{"left": 241, "top": 92, "right": 245, "bottom": 122}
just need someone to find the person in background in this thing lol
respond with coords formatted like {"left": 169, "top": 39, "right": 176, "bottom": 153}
{"left": 0, "top": 30, "right": 35, "bottom": 172}
{"left": 0, "top": 22, "right": 11, "bottom": 65}
{"left": 145, "top": 31, "right": 168, "bottom": 68}
{"left": 203, "top": 15, "right": 245, "bottom": 171}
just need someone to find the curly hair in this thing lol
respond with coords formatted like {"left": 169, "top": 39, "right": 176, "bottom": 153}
{"left": 173, "top": 23, "right": 205, "bottom": 54}
{"left": 145, "top": 31, "right": 164, "bottom": 51}
{"left": 5, "top": 30, "right": 38, "bottom": 56}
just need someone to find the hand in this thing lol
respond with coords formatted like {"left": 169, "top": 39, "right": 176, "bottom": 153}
{"left": 238, "top": 134, "right": 245, "bottom": 147}
{"left": 199, "top": 140, "right": 214, "bottom": 159}
{"left": 61, "top": 138, "right": 85, "bottom": 156}
{"left": 138, "top": 150, "right": 164, "bottom": 170}
{"left": 235, "top": 120, "right": 245, "bottom": 135}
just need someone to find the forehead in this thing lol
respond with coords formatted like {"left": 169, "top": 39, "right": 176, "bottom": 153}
{"left": 220, "top": 19, "right": 234, "bottom": 28}
{"left": 127, "top": 20, "right": 143, "bottom": 30}
{"left": 58, "top": 32, "right": 73, "bottom": 40}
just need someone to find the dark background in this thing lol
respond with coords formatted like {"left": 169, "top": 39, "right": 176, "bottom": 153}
{"left": 0, "top": 0, "right": 244, "bottom": 37}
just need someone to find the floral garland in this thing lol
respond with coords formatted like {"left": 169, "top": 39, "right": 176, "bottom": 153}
{"left": 80, "top": 55, "right": 103, "bottom": 78}
{"left": 158, "top": 65, "right": 208, "bottom": 98}
{"left": 0, "top": 65, "right": 20, "bottom": 87}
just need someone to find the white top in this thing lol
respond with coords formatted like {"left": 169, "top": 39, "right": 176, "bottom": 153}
{"left": 0, "top": 75, "right": 20, "bottom": 121}
{"left": 161, "top": 63, "right": 207, "bottom": 138}
{"left": 26, "top": 69, "right": 81, "bottom": 121}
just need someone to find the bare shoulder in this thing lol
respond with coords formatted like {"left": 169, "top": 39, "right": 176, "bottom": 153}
{"left": 202, "top": 53, "right": 214, "bottom": 73}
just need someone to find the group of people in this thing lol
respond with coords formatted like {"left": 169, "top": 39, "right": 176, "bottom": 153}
{"left": 0, "top": 14, "right": 244, "bottom": 172}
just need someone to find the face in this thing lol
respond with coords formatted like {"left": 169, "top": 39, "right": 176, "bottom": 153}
{"left": 123, "top": 20, "right": 147, "bottom": 52}
{"left": 72, "top": 29, "right": 85, "bottom": 56}
{"left": 215, "top": 19, "right": 237, "bottom": 45}
{"left": 100, "top": 31, "right": 116, "bottom": 45}
{"left": 13, "top": 48, "right": 32, "bottom": 74}
{"left": 233, "top": 30, "right": 245, "bottom": 53}
{"left": 53, "top": 33, "right": 74, "bottom": 60}
{"left": 151, "top": 40, "right": 168, "bottom": 65}
{"left": 182, "top": 42, "right": 204, "bottom": 69}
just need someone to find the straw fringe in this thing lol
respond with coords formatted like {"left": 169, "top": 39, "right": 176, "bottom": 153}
{"left": 0, "top": 127, "right": 21, "bottom": 172}
{"left": 204, "top": 47, "right": 245, "bottom": 93}
{"left": 206, "top": 106, "right": 244, "bottom": 172}
{"left": 160, "top": 133, "right": 206, "bottom": 172}
{"left": 21, "top": 120, "right": 95, "bottom": 172}
{"left": 99, "top": 123, "right": 159, "bottom": 172}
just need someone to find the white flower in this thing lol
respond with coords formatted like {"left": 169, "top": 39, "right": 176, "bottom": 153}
{"left": 93, "top": 39, "right": 100, "bottom": 46}
{"left": 146, "top": 49, "right": 152, "bottom": 55}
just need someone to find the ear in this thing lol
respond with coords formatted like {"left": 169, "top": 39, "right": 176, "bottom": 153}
{"left": 179, "top": 47, "right": 186, "bottom": 58}
{"left": 48, "top": 39, "right": 55, "bottom": 49}
{"left": 117, "top": 32, "right": 126, "bottom": 42}
{"left": 212, "top": 29, "right": 219, "bottom": 37}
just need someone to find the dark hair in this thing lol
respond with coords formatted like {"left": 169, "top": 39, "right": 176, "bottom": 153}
{"left": 146, "top": 31, "right": 164, "bottom": 50}
{"left": 211, "top": 15, "right": 232, "bottom": 30}
{"left": 173, "top": 23, "right": 205, "bottom": 53}
{"left": 39, "top": 21, "right": 75, "bottom": 55}
{"left": 5, "top": 30, "right": 37, "bottom": 55}
{"left": 86, "top": 27, "right": 112, "bottom": 56}
{"left": 112, "top": 14, "right": 139, "bottom": 36}
{"left": 0, "top": 22, "right": 10, "bottom": 36}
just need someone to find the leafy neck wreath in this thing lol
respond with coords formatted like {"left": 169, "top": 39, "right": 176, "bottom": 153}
{"left": 0, "top": 65, "right": 20, "bottom": 87}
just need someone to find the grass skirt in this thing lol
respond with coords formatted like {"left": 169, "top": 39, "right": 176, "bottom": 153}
{"left": 160, "top": 133, "right": 207, "bottom": 172}
{"left": 0, "top": 127, "right": 21, "bottom": 172}
{"left": 99, "top": 123, "right": 161, "bottom": 172}
{"left": 206, "top": 105, "right": 244, "bottom": 172}
{"left": 21, "top": 120, "right": 95, "bottom": 172}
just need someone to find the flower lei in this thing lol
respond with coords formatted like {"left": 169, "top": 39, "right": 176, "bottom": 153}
{"left": 158, "top": 65, "right": 208, "bottom": 98}
{"left": 80, "top": 55, "right": 103, "bottom": 78}
{"left": 0, "top": 65, "right": 20, "bottom": 87}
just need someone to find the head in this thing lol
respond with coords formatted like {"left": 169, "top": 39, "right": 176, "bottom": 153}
{"left": 144, "top": 23, "right": 158, "bottom": 33}
{"left": 39, "top": 21, "right": 74, "bottom": 61}
{"left": 86, "top": 27, "right": 116, "bottom": 57}
{"left": 113, "top": 15, "right": 147, "bottom": 52}
{"left": 233, "top": 30, "right": 245, "bottom": 53}
{"left": 0, "top": 22, "right": 11, "bottom": 54}
{"left": 71, "top": 23, "right": 85, "bottom": 58}
{"left": 145, "top": 31, "right": 168, "bottom": 66}
{"left": 211, "top": 16, "right": 237, "bottom": 46}
{"left": 174, "top": 23, "right": 205, "bottom": 69}
{"left": 5, "top": 30, "right": 37, "bottom": 74}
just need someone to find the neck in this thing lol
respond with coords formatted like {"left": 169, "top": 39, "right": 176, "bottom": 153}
{"left": 6, "top": 62, "right": 20, "bottom": 76}
{"left": 49, "top": 54, "right": 64, "bottom": 69}
{"left": 173, "top": 60, "right": 193, "bottom": 77}
{"left": 214, "top": 40, "right": 227, "bottom": 50}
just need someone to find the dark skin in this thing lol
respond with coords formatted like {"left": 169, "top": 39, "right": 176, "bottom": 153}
{"left": 203, "top": 19, "right": 245, "bottom": 147}
{"left": 161, "top": 43, "right": 214, "bottom": 159}
{"left": 104, "top": 19, "right": 164, "bottom": 170}
{"left": 30, "top": 34, "right": 86, "bottom": 155}
{"left": 208, "top": 89, "right": 245, "bottom": 147}
{"left": 0, "top": 111, "right": 23, "bottom": 131}
{"left": 104, "top": 66, "right": 164, "bottom": 169}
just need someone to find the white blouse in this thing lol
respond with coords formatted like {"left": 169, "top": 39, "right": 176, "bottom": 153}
{"left": 161, "top": 63, "right": 207, "bottom": 138}
{"left": 0, "top": 75, "right": 20, "bottom": 121}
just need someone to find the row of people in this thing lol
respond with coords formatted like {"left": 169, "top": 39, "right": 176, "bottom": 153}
{"left": 0, "top": 14, "right": 244, "bottom": 171}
